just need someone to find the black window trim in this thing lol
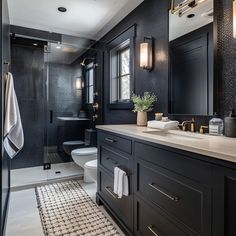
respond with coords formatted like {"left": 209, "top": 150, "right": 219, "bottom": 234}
{"left": 107, "top": 24, "right": 136, "bottom": 110}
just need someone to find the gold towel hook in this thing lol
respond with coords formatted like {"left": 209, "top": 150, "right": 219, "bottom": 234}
{"left": 3, "top": 61, "right": 10, "bottom": 74}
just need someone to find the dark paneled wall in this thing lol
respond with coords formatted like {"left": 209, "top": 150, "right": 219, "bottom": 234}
{"left": 1, "top": 0, "right": 10, "bottom": 234}
{"left": 11, "top": 43, "right": 45, "bottom": 169}
{"left": 99, "top": 0, "right": 170, "bottom": 124}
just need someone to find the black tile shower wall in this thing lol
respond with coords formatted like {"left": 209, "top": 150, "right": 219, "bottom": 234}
{"left": 47, "top": 63, "right": 83, "bottom": 147}
{"left": 10, "top": 43, "right": 45, "bottom": 169}
{"left": 97, "top": 0, "right": 170, "bottom": 124}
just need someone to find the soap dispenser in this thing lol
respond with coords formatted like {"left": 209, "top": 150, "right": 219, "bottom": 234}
{"left": 209, "top": 113, "right": 224, "bottom": 136}
{"left": 224, "top": 110, "right": 236, "bottom": 138}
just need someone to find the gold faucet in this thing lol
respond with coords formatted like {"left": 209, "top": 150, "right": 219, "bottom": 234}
{"left": 200, "top": 125, "right": 208, "bottom": 134}
{"left": 179, "top": 118, "right": 195, "bottom": 132}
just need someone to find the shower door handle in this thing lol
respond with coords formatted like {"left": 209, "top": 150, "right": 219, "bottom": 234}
{"left": 50, "top": 110, "right": 53, "bottom": 124}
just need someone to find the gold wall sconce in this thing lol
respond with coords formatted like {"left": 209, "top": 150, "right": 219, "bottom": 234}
{"left": 140, "top": 36, "right": 153, "bottom": 71}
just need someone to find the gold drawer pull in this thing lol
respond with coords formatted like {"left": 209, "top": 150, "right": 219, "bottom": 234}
{"left": 105, "top": 187, "right": 118, "bottom": 199}
{"left": 148, "top": 225, "right": 160, "bottom": 236}
{"left": 105, "top": 138, "right": 116, "bottom": 143}
{"left": 148, "top": 183, "right": 180, "bottom": 202}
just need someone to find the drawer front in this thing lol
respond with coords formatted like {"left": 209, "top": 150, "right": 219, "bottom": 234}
{"left": 134, "top": 197, "right": 188, "bottom": 236}
{"left": 98, "top": 170, "right": 132, "bottom": 231}
{"left": 99, "top": 146, "right": 130, "bottom": 174}
{"left": 134, "top": 141, "right": 211, "bottom": 183}
{"left": 98, "top": 131, "right": 132, "bottom": 154}
{"left": 135, "top": 160, "right": 211, "bottom": 235}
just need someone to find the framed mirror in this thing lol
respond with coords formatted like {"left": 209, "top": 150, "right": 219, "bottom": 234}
{"left": 169, "top": 0, "right": 214, "bottom": 115}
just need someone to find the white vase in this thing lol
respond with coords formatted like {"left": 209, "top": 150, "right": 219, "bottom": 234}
{"left": 137, "top": 111, "right": 147, "bottom": 126}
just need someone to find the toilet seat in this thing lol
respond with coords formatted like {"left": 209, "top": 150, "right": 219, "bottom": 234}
{"left": 84, "top": 160, "right": 97, "bottom": 183}
{"left": 84, "top": 159, "right": 97, "bottom": 169}
{"left": 71, "top": 147, "right": 97, "bottom": 156}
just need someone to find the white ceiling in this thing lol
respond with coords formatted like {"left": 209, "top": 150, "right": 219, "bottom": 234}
{"left": 8, "top": 0, "right": 144, "bottom": 40}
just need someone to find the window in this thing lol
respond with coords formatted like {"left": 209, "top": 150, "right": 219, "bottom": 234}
{"left": 85, "top": 63, "right": 94, "bottom": 104}
{"left": 107, "top": 25, "right": 136, "bottom": 109}
{"left": 110, "top": 39, "right": 131, "bottom": 103}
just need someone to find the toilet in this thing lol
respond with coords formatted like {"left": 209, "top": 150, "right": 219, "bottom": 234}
{"left": 84, "top": 159, "right": 97, "bottom": 183}
{"left": 63, "top": 140, "right": 85, "bottom": 156}
{"left": 71, "top": 147, "right": 97, "bottom": 183}
{"left": 63, "top": 129, "right": 97, "bottom": 156}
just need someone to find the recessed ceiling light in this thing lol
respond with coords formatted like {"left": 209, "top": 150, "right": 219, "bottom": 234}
{"left": 58, "top": 7, "right": 67, "bottom": 13}
{"left": 33, "top": 43, "right": 38, "bottom": 46}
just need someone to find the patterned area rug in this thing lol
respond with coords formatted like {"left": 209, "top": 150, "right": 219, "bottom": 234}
{"left": 35, "top": 180, "right": 120, "bottom": 236}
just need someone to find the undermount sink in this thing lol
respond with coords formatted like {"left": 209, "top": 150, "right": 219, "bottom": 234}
{"left": 143, "top": 130, "right": 204, "bottom": 141}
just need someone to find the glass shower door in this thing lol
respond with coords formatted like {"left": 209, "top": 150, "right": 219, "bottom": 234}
{"left": 44, "top": 36, "right": 93, "bottom": 181}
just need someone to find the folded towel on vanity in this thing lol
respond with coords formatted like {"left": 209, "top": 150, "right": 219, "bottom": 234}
{"left": 147, "top": 120, "right": 179, "bottom": 130}
{"left": 4, "top": 73, "right": 24, "bottom": 158}
{"left": 114, "top": 166, "right": 129, "bottom": 199}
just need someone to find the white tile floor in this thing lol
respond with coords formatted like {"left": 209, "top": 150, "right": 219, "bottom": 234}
{"left": 11, "top": 162, "right": 84, "bottom": 189}
{"left": 6, "top": 180, "right": 125, "bottom": 236}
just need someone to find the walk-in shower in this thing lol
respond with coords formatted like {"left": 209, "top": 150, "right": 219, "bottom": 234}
{"left": 10, "top": 33, "right": 98, "bottom": 188}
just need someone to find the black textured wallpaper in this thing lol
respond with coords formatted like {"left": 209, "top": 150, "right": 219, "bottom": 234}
{"left": 216, "top": 0, "right": 236, "bottom": 116}
{"left": 95, "top": 0, "right": 236, "bottom": 128}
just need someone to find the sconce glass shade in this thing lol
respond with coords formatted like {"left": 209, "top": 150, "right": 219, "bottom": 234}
{"left": 75, "top": 78, "right": 82, "bottom": 90}
{"left": 234, "top": 0, "right": 236, "bottom": 38}
{"left": 140, "top": 37, "right": 153, "bottom": 70}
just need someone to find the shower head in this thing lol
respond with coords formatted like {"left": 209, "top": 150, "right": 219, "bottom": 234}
{"left": 80, "top": 58, "right": 86, "bottom": 67}
{"left": 80, "top": 57, "right": 95, "bottom": 67}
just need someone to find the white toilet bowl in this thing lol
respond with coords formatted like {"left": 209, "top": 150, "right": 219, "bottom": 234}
{"left": 71, "top": 147, "right": 97, "bottom": 183}
{"left": 84, "top": 160, "right": 97, "bottom": 183}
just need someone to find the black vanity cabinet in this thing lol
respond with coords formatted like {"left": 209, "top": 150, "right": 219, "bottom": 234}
{"left": 133, "top": 142, "right": 212, "bottom": 236}
{"left": 96, "top": 129, "right": 236, "bottom": 236}
{"left": 97, "top": 131, "right": 133, "bottom": 234}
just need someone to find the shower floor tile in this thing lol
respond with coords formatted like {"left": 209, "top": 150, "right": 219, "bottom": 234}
{"left": 11, "top": 162, "right": 84, "bottom": 189}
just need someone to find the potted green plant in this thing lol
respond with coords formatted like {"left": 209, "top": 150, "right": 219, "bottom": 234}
{"left": 131, "top": 92, "right": 157, "bottom": 126}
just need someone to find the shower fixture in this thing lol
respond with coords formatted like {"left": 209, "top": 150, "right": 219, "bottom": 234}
{"left": 80, "top": 57, "right": 97, "bottom": 67}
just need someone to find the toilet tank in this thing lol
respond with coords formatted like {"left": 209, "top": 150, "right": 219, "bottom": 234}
{"left": 84, "top": 129, "right": 97, "bottom": 146}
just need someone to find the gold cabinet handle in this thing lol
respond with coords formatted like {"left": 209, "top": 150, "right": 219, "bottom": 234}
{"left": 105, "top": 187, "right": 118, "bottom": 199}
{"left": 105, "top": 138, "right": 116, "bottom": 143}
{"left": 148, "top": 183, "right": 180, "bottom": 202}
{"left": 147, "top": 225, "right": 160, "bottom": 236}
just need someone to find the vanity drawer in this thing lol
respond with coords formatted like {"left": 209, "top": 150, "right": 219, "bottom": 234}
{"left": 98, "top": 170, "right": 132, "bottom": 231}
{"left": 99, "top": 146, "right": 130, "bottom": 174}
{"left": 134, "top": 197, "right": 188, "bottom": 236}
{"left": 98, "top": 131, "right": 132, "bottom": 154}
{"left": 135, "top": 160, "right": 211, "bottom": 235}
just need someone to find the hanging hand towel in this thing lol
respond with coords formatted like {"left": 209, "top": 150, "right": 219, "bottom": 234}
{"left": 120, "top": 169, "right": 129, "bottom": 197}
{"left": 4, "top": 73, "right": 24, "bottom": 158}
{"left": 114, "top": 167, "right": 129, "bottom": 199}
{"left": 113, "top": 167, "right": 120, "bottom": 195}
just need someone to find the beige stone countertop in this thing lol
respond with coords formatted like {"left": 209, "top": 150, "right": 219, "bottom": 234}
{"left": 96, "top": 124, "right": 236, "bottom": 164}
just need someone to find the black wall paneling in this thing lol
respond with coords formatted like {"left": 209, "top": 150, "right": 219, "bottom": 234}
{"left": 97, "top": 0, "right": 170, "bottom": 124}
{"left": 93, "top": 0, "right": 236, "bottom": 127}
{"left": 1, "top": 0, "right": 11, "bottom": 234}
